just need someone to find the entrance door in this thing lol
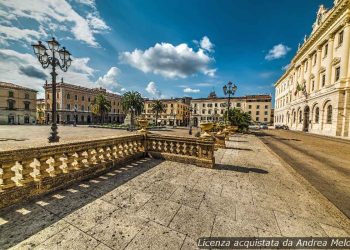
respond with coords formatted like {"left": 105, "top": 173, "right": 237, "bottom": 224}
{"left": 303, "top": 106, "right": 310, "bottom": 132}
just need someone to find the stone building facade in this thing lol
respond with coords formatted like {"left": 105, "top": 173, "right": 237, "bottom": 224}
{"left": 191, "top": 92, "right": 272, "bottom": 126}
{"left": 274, "top": 0, "right": 350, "bottom": 138}
{"left": 36, "top": 98, "right": 45, "bottom": 124}
{"left": 144, "top": 91, "right": 272, "bottom": 127}
{"left": 0, "top": 82, "right": 37, "bottom": 125}
{"left": 44, "top": 80, "right": 124, "bottom": 124}
{"left": 144, "top": 98, "right": 190, "bottom": 126}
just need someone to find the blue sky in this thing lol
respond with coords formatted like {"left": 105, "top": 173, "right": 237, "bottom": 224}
{"left": 0, "top": 0, "right": 334, "bottom": 100}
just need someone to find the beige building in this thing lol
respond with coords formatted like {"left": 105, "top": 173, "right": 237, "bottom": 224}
{"left": 44, "top": 79, "right": 124, "bottom": 124}
{"left": 274, "top": 1, "right": 350, "bottom": 138}
{"left": 0, "top": 82, "right": 37, "bottom": 125}
{"left": 144, "top": 91, "right": 271, "bottom": 126}
{"left": 144, "top": 97, "right": 190, "bottom": 126}
{"left": 36, "top": 98, "right": 46, "bottom": 124}
{"left": 191, "top": 91, "right": 272, "bottom": 126}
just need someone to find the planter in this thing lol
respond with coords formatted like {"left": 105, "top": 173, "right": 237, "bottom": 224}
{"left": 200, "top": 122, "right": 213, "bottom": 138}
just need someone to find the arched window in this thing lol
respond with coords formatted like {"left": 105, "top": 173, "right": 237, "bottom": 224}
{"left": 299, "top": 110, "right": 302, "bottom": 123}
{"left": 293, "top": 112, "right": 296, "bottom": 123}
{"left": 327, "top": 105, "right": 332, "bottom": 124}
{"left": 315, "top": 107, "right": 320, "bottom": 123}
{"left": 8, "top": 91, "right": 14, "bottom": 97}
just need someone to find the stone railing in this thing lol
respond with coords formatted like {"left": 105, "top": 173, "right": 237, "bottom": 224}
{"left": 0, "top": 134, "right": 145, "bottom": 208}
{"left": 0, "top": 133, "right": 215, "bottom": 208}
{"left": 145, "top": 134, "right": 215, "bottom": 168}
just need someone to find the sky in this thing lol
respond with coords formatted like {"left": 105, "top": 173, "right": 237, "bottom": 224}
{"left": 0, "top": 0, "right": 334, "bottom": 101}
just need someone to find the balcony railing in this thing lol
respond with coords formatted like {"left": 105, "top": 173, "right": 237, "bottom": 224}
{"left": 0, "top": 133, "right": 215, "bottom": 208}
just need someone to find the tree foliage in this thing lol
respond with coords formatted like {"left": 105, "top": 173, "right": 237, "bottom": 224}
{"left": 121, "top": 91, "right": 144, "bottom": 115}
{"left": 91, "top": 93, "right": 111, "bottom": 123}
{"left": 151, "top": 100, "right": 165, "bottom": 125}
{"left": 225, "top": 108, "right": 251, "bottom": 132}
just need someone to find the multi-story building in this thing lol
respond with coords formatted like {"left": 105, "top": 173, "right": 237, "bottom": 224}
{"left": 36, "top": 98, "right": 46, "bottom": 124}
{"left": 44, "top": 79, "right": 124, "bottom": 124}
{"left": 274, "top": 1, "right": 350, "bottom": 138}
{"left": 191, "top": 91, "right": 272, "bottom": 126}
{"left": 144, "top": 97, "right": 190, "bottom": 126}
{"left": 0, "top": 82, "right": 37, "bottom": 125}
{"left": 144, "top": 91, "right": 271, "bottom": 126}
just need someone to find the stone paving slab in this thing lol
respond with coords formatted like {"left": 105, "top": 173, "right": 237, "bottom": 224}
{"left": 0, "top": 134, "right": 349, "bottom": 250}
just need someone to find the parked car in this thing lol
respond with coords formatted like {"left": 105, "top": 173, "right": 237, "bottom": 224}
{"left": 259, "top": 124, "right": 268, "bottom": 129}
{"left": 249, "top": 125, "right": 260, "bottom": 130}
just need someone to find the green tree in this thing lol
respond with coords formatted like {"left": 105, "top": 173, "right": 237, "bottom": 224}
{"left": 225, "top": 108, "right": 251, "bottom": 132}
{"left": 151, "top": 100, "right": 165, "bottom": 126}
{"left": 91, "top": 93, "right": 111, "bottom": 124}
{"left": 121, "top": 91, "right": 144, "bottom": 129}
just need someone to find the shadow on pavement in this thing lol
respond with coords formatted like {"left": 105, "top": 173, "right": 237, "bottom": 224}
{"left": 215, "top": 164, "right": 268, "bottom": 174}
{"left": 225, "top": 147, "right": 253, "bottom": 151}
{"left": 0, "top": 158, "right": 162, "bottom": 249}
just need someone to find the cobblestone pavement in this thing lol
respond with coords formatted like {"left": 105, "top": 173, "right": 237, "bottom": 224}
{"left": 256, "top": 129, "right": 350, "bottom": 218}
{"left": 1, "top": 134, "right": 349, "bottom": 249}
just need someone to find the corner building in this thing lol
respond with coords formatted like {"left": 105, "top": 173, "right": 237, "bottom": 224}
{"left": 274, "top": 0, "right": 350, "bottom": 138}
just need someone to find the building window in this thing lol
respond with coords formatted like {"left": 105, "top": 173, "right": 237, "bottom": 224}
{"left": 67, "top": 104, "right": 71, "bottom": 110}
{"left": 256, "top": 117, "right": 259, "bottom": 122}
{"left": 8, "top": 100, "right": 15, "bottom": 110}
{"left": 67, "top": 93, "right": 70, "bottom": 99}
{"left": 88, "top": 97, "right": 91, "bottom": 102}
{"left": 315, "top": 107, "right": 319, "bottom": 123}
{"left": 338, "top": 31, "right": 343, "bottom": 46}
{"left": 327, "top": 105, "right": 332, "bottom": 124}
{"left": 264, "top": 105, "right": 268, "bottom": 109}
{"left": 24, "top": 102, "right": 30, "bottom": 111}
{"left": 311, "top": 80, "right": 315, "bottom": 91}
{"left": 248, "top": 105, "right": 252, "bottom": 109}
{"left": 25, "top": 93, "right": 29, "bottom": 99}
{"left": 293, "top": 112, "right": 296, "bottom": 123}
{"left": 236, "top": 103, "right": 241, "bottom": 107}
{"left": 256, "top": 105, "right": 260, "bottom": 109}
{"left": 256, "top": 111, "right": 260, "bottom": 115}
{"left": 335, "top": 66, "right": 340, "bottom": 82}
{"left": 264, "top": 111, "right": 268, "bottom": 115}
{"left": 324, "top": 44, "right": 328, "bottom": 57}
{"left": 67, "top": 115, "right": 70, "bottom": 122}
{"left": 75, "top": 95, "right": 78, "bottom": 101}
{"left": 248, "top": 111, "right": 251, "bottom": 114}
{"left": 82, "top": 96, "right": 85, "bottom": 101}
{"left": 322, "top": 74, "right": 326, "bottom": 87}
{"left": 8, "top": 91, "right": 14, "bottom": 97}
{"left": 81, "top": 105, "right": 85, "bottom": 111}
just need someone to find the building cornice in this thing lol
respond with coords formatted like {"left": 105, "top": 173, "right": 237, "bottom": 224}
{"left": 275, "top": 0, "right": 350, "bottom": 87}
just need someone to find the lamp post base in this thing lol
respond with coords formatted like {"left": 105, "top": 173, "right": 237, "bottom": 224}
{"left": 48, "top": 123, "right": 60, "bottom": 143}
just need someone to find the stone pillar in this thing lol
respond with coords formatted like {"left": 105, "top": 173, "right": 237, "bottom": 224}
{"left": 307, "top": 56, "right": 312, "bottom": 93}
{"left": 326, "top": 34, "right": 335, "bottom": 86}
{"left": 315, "top": 46, "right": 322, "bottom": 91}
{"left": 341, "top": 18, "right": 350, "bottom": 137}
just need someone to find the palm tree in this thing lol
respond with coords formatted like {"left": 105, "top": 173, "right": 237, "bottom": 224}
{"left": 121, "top": 91, "right": 144, "bottom": 129}
{"left": 151, "top": 100, "right": 165, "bottom": 126}
{"left": 91, "top": 93, "right": 111, "bottom": 124}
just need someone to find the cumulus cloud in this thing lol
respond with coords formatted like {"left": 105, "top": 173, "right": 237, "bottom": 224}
{"left": 119, "top": 41, "right": 216, "bottom": 79}
{"left": 200, "top": 36, "right": 214, "bottom": 52}
{"left": 265, "top": 44, "right": 291, "bottom": 60}
{"left": 19, "top": 65, "right": 47, "bottom": 80}
{"left": 195, "top": 82, "right": 213, "bottom": 87}
{"left": 146, "top": 81, "right": 162, "bottom": 97}
{"left": 183, "top": 87, "right": 200, "bottom": 93}
{"left": 0, "top": 0, "right": 110, "bottom": 47}
{"left": 96, "top": 67, "right": 122, "bottom": 93}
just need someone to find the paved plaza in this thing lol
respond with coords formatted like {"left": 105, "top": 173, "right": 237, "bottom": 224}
{"left": 1, "top": 134, "right": 349, "bottom": 249}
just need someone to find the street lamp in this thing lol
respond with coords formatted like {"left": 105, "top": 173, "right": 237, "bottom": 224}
{"left": 74, "top": 106, "right": 77, "bottom": 127}
{"left": 32, "top": 37, "right": 72, "bottom": 142}
{"left": 189, "top": 106, "right": 193, "bottom": 135}
{"left": 223, "top": 81, "right": 237, "bottom": 123}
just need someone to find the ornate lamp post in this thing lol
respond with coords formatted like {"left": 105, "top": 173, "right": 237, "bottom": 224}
{"left": 189, "top": 106, "right": 193, "bottom": 135}
{"left": 32, "top": 37, "right": 72, "bottom": 143}
{"left": 223, "top": 81, "right": 237, "bottom": 123}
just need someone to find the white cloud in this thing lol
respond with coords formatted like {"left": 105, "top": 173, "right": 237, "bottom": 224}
{"left": 0, "top": 0, "right": 110, "bottom": 47}
{"left": 183, "top": 87, "right": 200, "bottom": 93}
{"left": 145, "top": 81, "right": 162, "bottom": 97}
{"left": 119, "top": 41, "right": 215, "bottom": 78}
{"left": 200, "top": 36, "right": 214, "bottom": 52}
{"left": 0, "top": 25, "right": 43, "bottom": 45}
{"left": 95, "top": 67, "right": 122, "bottom": 93}
{"left": 195, "top": 82, "right": 213, "bottom": 87}
{"left": 0, "top": 48, "right": 96, "bottom": 98}
{"left": 265, "top": 44, "right": 291, "bottom": 60}
{"left": 282, "top": 64, "right": 290, "bottom": 71}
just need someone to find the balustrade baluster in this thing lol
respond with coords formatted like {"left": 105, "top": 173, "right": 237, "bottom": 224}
{"left": 0, "top": 163, "right": 16, "bottom": 190}
{"left": 19, "top": 159, "right": 34, "bottom": 185}
{"left": 37, "top": 156, "right": 51, "bottom": 180}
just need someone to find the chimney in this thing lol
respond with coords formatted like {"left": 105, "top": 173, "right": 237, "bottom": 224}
{"left": 61, "top": 77, "right": 63, "bottom": 83}
{"left": 45, "top": 80, "right": 47, "bottom": 86}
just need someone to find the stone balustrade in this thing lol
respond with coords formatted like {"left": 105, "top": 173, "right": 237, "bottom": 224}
{"left": 146, "top": 134, "right": 215, "bottom": 168}
{"left": 0, "top": 133, "right": 215, "bottom": 208}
